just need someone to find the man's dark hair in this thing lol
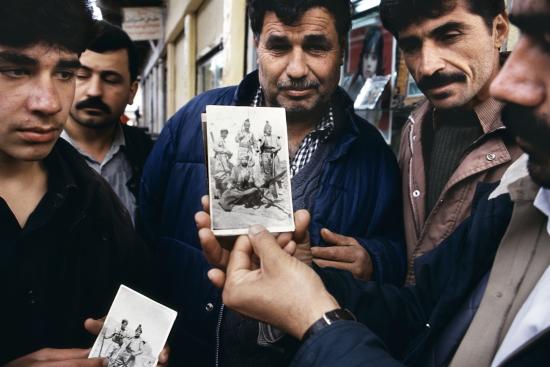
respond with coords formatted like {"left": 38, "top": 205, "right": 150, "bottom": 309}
{"left": 0, "top": 0, "right": 94, "bottom": 53}
{"left": 88, "top": 20, "right": 140, "bottom": 82}
{"left": 379, "top": 0, "right": 505, "bottom": 38}
{"left": 247, "top": 0, "right": 352, "bottom": 44}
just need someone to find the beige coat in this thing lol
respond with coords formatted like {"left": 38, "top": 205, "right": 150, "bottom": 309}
{"left": 399, "top": 98, "right": 523, "bottom": 283}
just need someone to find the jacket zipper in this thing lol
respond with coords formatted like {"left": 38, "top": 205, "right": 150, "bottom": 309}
{"left": 406, "top": 117, "right": 423, "bottom": 281}
{"left": 215, "top": 303, "right": 225, "bottom": 367}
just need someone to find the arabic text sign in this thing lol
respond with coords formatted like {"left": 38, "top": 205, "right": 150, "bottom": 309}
{"left": 123, "top": 7, "right": 163, "bottom": 41}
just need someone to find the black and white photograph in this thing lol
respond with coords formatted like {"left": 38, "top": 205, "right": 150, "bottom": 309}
{"left": 89, "top": 285, "right": 177, "bottom": 367}
{"left": 205, "top": 105, "right": 295, "bottom": 236}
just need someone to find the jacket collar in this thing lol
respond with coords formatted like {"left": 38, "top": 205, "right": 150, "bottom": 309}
{"left": 410, "top": 97, "right": 505, "bottom": 136}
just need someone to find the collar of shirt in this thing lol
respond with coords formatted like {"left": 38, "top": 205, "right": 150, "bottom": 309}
{"left": 489, "top": 154, "right": 530, "bottom": 200}
{"left": 61, "top": 123, "right": 126, "bottom": 167}
{"left": 252, "top": 86, "right": 334, "bottom": 144}
{"left": 534, "top": 187, "right": 550, "bottom": 236}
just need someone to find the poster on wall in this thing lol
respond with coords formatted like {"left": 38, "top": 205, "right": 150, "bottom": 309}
{"left": 341, "top": 20, "right": 394, "bottom": 143}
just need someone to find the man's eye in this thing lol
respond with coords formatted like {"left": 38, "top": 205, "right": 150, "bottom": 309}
{"left": 76, "top": 72, "right": 90, "bottom": 79}
{"left": 104, "top": 76, "right": 123, "bottom": 84}
{"left": 1, "top": 69, "right": 30, "bottom": 78}
{"left": 440, "top": 32, "right": 461, "bottom": 42}
{"left": 268, "top": 44, "right": 291, "bottom": 53}
{"left": 56, "top": 70, "right": 75, "bottom": 81}
{"left": 305, "top": 45, "right": 330, "bottom": 54}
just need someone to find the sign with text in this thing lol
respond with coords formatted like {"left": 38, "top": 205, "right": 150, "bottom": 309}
{"left": 122, "top": 7, "right": 163, "bottom": 41}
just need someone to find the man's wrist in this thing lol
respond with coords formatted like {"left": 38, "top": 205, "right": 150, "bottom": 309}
{"left": 302, "top": 308, "right": 356, "bottom": 341}
{"left": 295, "top": 293, "right": 339, "bottom": 340}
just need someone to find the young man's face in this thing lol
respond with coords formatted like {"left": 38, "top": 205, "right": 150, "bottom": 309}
{"left": 490, "top": 0, "right": 550, "bottom": 188}
{"left": 398, "top": 0, "right": 508, "bottom": 109}
{"left": 70, "top": 49, "right": 137, "bottom": 129}
{"left": 0, "top": 43, "right": 79, "bottom": 163}
{"left": 256, "top": 7, "right": 343, "bottom": 120}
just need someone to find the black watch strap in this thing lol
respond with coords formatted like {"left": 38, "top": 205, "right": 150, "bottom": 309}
{"left": 302, "top": 308, "right": 356, "bottom": 341}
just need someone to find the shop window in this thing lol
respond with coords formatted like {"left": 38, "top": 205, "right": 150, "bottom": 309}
{"left": 197, "top": 48, "right": 225, "bottom": 94}
{"left": 341, "top": 12, "right": 394, "bottom": 144}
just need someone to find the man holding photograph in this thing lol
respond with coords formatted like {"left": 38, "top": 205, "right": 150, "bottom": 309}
{"left": 0, "top": 1, "right": 158, "bottom": 365}
{"left": 140, "top": 0, "right": 405, "bottom": 364}
{"left": 206, "top": 0, "right": 550, "bottom": 364}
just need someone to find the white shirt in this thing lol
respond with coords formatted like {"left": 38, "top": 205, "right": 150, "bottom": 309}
{"left": 491, "top": 187, "right": 550, "bottom": 366}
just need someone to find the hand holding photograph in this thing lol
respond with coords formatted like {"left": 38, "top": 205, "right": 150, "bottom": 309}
{"left": 205, "top": 105, "right": 295, "bottom": 236}
{"left": 89, "top": 285, "right": 177, "bottom": 367}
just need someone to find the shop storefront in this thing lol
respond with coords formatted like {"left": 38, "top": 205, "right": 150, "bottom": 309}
{"left": 342, "top": 0, "right": 423, "bottom": 152}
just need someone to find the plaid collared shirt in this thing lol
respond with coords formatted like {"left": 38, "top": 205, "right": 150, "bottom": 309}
{"left": 253, "top": 87, "right": 334, "bottom": 177}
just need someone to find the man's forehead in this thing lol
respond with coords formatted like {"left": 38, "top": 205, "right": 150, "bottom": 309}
{"left": 260, "top": 8, "right": 337, "bottom": 38}
{"left": 398, "top": 1, "right": 472, "bottom": 38}
{"left": 79, "top": 48, "right": 129, "bottom": 71}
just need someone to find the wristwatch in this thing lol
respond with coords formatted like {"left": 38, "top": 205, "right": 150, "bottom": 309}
{"left": 302, "top": 308, "right": 356, "bottom": 341}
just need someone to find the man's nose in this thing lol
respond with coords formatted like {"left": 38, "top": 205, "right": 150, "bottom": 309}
{"left": 27, "top": 76, "right": 62, "bottom": 115}
{"left": 84, "top": 74, "right": 103, "bottom": 97}
{"left": 286, "top": 49, "right": 308, "bottom": 80}
{"left": 490, "top": 36, "right": 546, "bottom": 107}
{"left": 417, "top": 43, "right": 446, "bottom": 78}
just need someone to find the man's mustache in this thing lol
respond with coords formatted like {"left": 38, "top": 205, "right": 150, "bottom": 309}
{"left": 417, "top": 71, "right": 467, "bottom": 91}
{"left": 75, "top": 97, "right": 111, "bottom": 114}
{"left": 502, "top": 102, "right": 550, "bottom": 149}
{"left": 277, "top": 79, "right": 320, "bottom": 90}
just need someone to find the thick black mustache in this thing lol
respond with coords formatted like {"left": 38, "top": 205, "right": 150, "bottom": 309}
{"left": 417, "top": 71, "right": 467, "bottom": 91}
{"left": 502, "top": 102, "right": 550, "bottom": 148}
{"left": 75, "top": 97, "right": 111, "bottom": 114}
{"left": 277, "top": 79, "right": 320, "bottom": 90}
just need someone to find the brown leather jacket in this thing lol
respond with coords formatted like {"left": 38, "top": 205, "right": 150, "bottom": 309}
{"left": 399, "top": 98, "right": 523, "bottom": 283}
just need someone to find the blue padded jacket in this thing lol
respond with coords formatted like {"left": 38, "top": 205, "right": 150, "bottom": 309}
{"left": 139, "top": 71, "right": 406, "bottom": 365}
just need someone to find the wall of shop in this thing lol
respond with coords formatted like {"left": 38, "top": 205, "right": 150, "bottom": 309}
{"left": 139, "top": 0, "right": 246, "bottom": 134}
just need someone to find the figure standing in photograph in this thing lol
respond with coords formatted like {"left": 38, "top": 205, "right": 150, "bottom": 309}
{"left": 114, "top": 325, "right": 146, "bottom": 367}
{"left": 259, "top": 121, "right": 282, "bottom": 200}
{"left": 103, "top": 319, "right": 131, "bottom": 362}
{"left": 212, "top": 129, "right": 233, "bottom": 198}
{"left": 235, "top": 118, "right": 257, "bottom": 162}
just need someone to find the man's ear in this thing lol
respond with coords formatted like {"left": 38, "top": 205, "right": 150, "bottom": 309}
{"left": 493, "top": 12, "right": 510, "bottom": 49}
{"left": 128, "top": 80, "right": 139, "bottom": 105}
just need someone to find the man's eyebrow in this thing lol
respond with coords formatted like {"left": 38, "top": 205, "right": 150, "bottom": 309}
{"left": 430, "top": 21, "right": 468, "bottom": 37}
{"left": 509, "top": 14, "right": 550, "bottom": 34}
{"left": 0, "top": 51, "right": 38, "bottom": 66}
{"left": 57, "top": 59, "right": 81, "bottom": 69}
{"left": 265, "top": 34, "right": 291, "bottom": 47}
{"left": 303, "top": 34, "right": 332, "bottom": 47}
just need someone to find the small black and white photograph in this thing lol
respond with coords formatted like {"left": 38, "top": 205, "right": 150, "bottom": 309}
{"left": 205, "top": 105, "right": 295, "bottom": 236}
{"left": 89, "top": 285, "right": 177, "bottom": 367}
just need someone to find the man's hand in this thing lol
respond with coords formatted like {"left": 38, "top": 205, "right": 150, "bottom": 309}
{"left": 209, "top": 225, "right": 339, "bottom": 340}
{"left": 311, "top": 229, "right": 374, "bottom": 281}
{"left": 196, "top": 196, "right": 310, "bottom": 269}
{"left": 4, "top": 349, "right": 106, "bottom": 367}
{"left": 83, "top": 318, "right": 170, "bottom": 366}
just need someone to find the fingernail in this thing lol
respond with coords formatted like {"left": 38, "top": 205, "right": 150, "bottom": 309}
{"left": 102, "top": 358, "right": 109, "bottom": 367}
{"left": 249, "top": 224, "right": 266, "bottom": 236}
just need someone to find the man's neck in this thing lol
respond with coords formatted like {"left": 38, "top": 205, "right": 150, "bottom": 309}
{"left": 0, "top": 158, "right": 48, "bottom": 228}
{"left": 286, "top": 109, "right": 324, "bottom": 158}
{"left": 65, "top": 119, "right": 117, "bottom": 163}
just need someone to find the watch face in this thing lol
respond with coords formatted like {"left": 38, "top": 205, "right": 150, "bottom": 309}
{"left": 326, "top": 308, "right": 356, "bottom": 323}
